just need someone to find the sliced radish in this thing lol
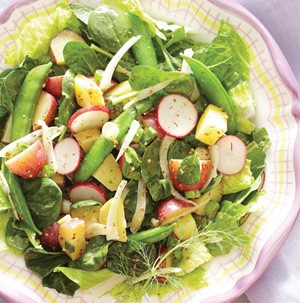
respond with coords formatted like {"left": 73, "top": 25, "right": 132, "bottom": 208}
{"left": 157, "top": 94, "right": 198, "bottom": 138}
{"left": 54, "top": 138, "right": 82, "bottom": 175}
{"left": 216, "top": 135, "right": 247, "bottom": 175}
{"left": 69, "top": 181, "right": 108, "bottom": 203}
{"left": 68, "top": 106, "right": 110, "bottom": 133}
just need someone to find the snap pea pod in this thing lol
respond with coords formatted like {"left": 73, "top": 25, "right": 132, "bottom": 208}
{"left": 182, "top": 55, "right": 237, "bottom": 134}
{"left": 127, "top": 223, "right": 176, "bottom": 243}
{"left": 11, "top": 62, "right": 52, "bottom": 141}
{"left": 2, "top": 164, "right": 41, "bottom": 234}
{"left": 73, "top": 107, "right": 137, "bottom": 183}
{"left": 128, "top": 13, "right": 158, "bottom": 67}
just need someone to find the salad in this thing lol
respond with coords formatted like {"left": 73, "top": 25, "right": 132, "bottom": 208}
{"left": 0, "top": 0, "right": 271, "bottom": 301}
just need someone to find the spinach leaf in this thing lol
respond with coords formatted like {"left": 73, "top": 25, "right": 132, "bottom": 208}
{"left": 42, "top": 271, "right": 79, "bottom": 296}
{"left": 63, "top": 41, "right": 103, "bottom": 75}
{"left": 5, "top": 217, "right": 30, "bottom": 252}
{"left": 0, "top": 186, "right": 10, "bottom": 212}
{"left": 168, "top": 139, "right": 192, "bottom": 160}
{"left": 88, "top": 5, "right": 132, "bottom": 54}
{"left": 56, "top": 69, "right": 78, "bottom": 127}
{"left": 129, "top": 66, "right": 183, "bottom": 90}
{"left": 70, "top": 236, "right": 109, "bottom": 271}
{"left": 71, "top": 3, "right": 93, "bottom": 25}
{"left": 25, "top": 247, "right": 70, "bottom": 277}
{"left": 21, "top": 178, "right": 62, "bottom": 230}
{"left": 165, "top": 26, "right": 186, "bottom": 49}
{"left": 122, "top": 146, "right": 142, "bottom": 180}
{"left": 177, "top": 153, "right": 200, "bottom": 185}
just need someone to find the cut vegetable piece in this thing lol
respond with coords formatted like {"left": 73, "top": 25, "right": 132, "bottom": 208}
{"left": 74, "top": 74, "right": 105, "bottom": 107}
{"left": 50, "top": 30, "right": 86, "bottom": 65}
{"left": 195, "top": 103, "right": 228, "bottom": 146}
{"left": 1, "top": 113, "right": 12, "bottom": 144}
{"left": 174, "top": 213, "right": 198, "bottom": 240}
{"left": 116, "top": 119, "right": 140, "bottom": 161}
{"left": 157, "top": 197, "right": 194, "bottom": 225}
{"left": 141, "top": 110, "right": 164, "bottom": 139}
{"left": 157, "top": 94, "right": 198, "bottom": 138}
{"left": 92, "top": 154, "right": 122, "bottom": 191}
{"left": 45, "top": 75, "right": 63, "bottom": 98}
{"left": 33, "top": 91, "right": 57, "bottom": 130}
{"left": 0, "top": 126, "right": 63, "bottom": 158}
{"left": 201, "top": 145, "right": 219, "bottom": 192}
{"left": 69, "top": 182, "right": 107, "bottom": 203}
{"left": 216, "top": 135, "right": 247, "bottom": 175}
{"left": 54, "top": 138, "right": 82, "bottom": 175}
{"left": 4, "top": 141, "right": 47, "bottom": 179}
{"left": 100, "top": 35, "right": 141, "bottom": 91}
{"left": 58, "top": 217, "right": 86, "bottom": 260}
{"left": 68, "top": 106, "right": 110, "bottom": 133}
{"left": 73, "top": 128, "right": 101, "bottom": 153}
{"left": 130, "top": 180, "right": 147, "bottom": 233}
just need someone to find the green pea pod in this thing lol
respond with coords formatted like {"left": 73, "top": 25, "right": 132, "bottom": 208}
{"left": 11, "top": 62, "right": 52, "bottom": 141}
{"left": 182, "top": 55, "right": 237, "bottom": 134}
{"left": 73, "top": 107, "right": 137, "bottom": 183}
{"left": 128, "top": 223, "right": 176, "bottom": 243}
{"left": 2, "top": 165, "right": 41, "bottom": 234}
{"left": 128, "top": 13, "right": 158, "bottom": 67}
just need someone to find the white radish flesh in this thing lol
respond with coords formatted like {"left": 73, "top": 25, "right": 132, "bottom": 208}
{"left": 216, "top": 135, "right": 247, "bottom": 175}
{"left": 54, "top": 138, "right": 82, "bottom": 175}
{"left": 157, "top": 94, "right": 198, "bottom": 138}
{"left": 68, "top": 106, "right": 110, "bottom": 133}
{"left": 69, "top": 182, "right": 107, "bottom": 203}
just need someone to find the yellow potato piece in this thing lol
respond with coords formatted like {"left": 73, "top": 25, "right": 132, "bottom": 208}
{"left": 73, "top": 128, "right": 101, "bottom": 153}
{"left": 174, "top": 214, "right": 198, "bottom": 240}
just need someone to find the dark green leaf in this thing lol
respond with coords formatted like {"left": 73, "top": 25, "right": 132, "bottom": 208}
{"left": 177, "top": 153, "right": 200, "bottom": 185}
{"left": 24, "top": 247, "right": 70, "bottom": 277}
{"left": 42, "top": 271, "right": 79, "bottom": 296}
{"left": 71, "top": 3, "right": 93, "bottom": 25}
{"left": 21, "top": 178, "right": 62, "bottom": 230}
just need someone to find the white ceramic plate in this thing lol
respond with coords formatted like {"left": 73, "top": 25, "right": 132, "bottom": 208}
{"left": 0, "top": 0, "right": 299, "bottom": 302}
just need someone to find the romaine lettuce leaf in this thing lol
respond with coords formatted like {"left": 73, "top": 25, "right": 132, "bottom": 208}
{"left": 221, "top": 159, "right": 254, "bottom": 194}
{"left": 202, "top": 20, "right": 250, "bottom": 90}
{"left": 4, "top": 3, "right": 73, "bottom": 66}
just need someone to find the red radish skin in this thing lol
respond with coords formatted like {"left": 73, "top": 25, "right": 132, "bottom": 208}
{"left": 68, "top": 106, "right": 110, "bottom": 133}
{"left": 40, "top": 222, "right": 61, "bottom": 252}
{"left": 5, "top": 141, "right": 47, "bottom": 179}
{"left": 157, "top": 198, "right": 194, "bottom": 223}
{"left": 169, "top": 159, "right": 212, "bottom": 191}
{"left": 157, "top": 94, "right": 198, "bottom": 138}
{"left": 69, "top": 182, "right": 108, "bottom": 204}
{"left": 54, "top": 138, "right": 82, "bottom": 175}
{"left": 45, "top": 76, "right": 63, "bottom": 98}
{"left": 141, "top": 110, "right": 165, "bottom": 139}
{"left": 216, "top": 135, "right": 247, "bottom": 175}
{"left": 32, "top": 90, "right": 57, "bottom": 130}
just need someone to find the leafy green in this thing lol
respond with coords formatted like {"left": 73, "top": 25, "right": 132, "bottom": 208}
{"left": 202, "top": 20, "right": 250, "bottom": 90}
{"left": 165, "top": 26, "right": 186, "bottom": 49}
{"left": 168, "top": 139, "right": 192, "bottom": 160}
{"left": 42, "top": 271, "right": 79, "bottom": 296}
{"left": 63, "top": 41, "right": 104, "bottom": 75}
{"left": 228, "top": 81, "right": 255, "bottom": 119}
{"left": 221, "top": 159, "right": 254, "bottom": 194}
{"left": 247, "top": 142, "right": 267, "bottom": 179}
{"left": 253, "top": 127, "right": 271, "bottom": 152}
{"left": 177, "top": 153, "right": 200, "bottom": 185}
{"left": 0, "top": 186, "right": 10, "bottom": 212}
{"left": 21, "top": 178, "right": 62, "bottom": 230}
{"left": 24, "top": 247, "right": 70, "bottom": 277}
{"left": 70, "top": 236, "right": 109, "bottom": 271}
{"left": 0, "top": 212, "right": 11, "bottom": 251}
{"left": 71, "top": 3, "right": 93, "bottom": 25}
{"left": 5, "top": 2, "right": 73, "bottom": 66}
{"left": 5, "top": 218, "right": 30, "bottom": 253}
{"left": 122, "top": 147, "right": 142, "bottom": 180}
{"left": 88, "top": 5, "right": 132, "bottom": 55}
{"left": 129, "top": 65, "right": 184, "bottom": 90}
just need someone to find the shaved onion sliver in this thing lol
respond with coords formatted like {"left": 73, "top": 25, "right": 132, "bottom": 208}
{"left": 159, "top": 135, "right": 196, "bottom": 205}
{"left": 106, "top": 180, "right": 128, "bottom": 240}
{"left": 123, "top": 78, "right": 176, "bottom": 110}
{"left": 0, "top": 171, "right": 19, "bottom": 219}
{"left": 100, "top": 35, "right": 141, "bottom": 91}
{"left": 181, "top": 48, "right": 194, "bottom": 74}
{"left": 38, "top": 120, "right": 58, "bottom": 172}
{"left": 130, "top": 180, "right": 147, "bottom": 233}
{"left": 201, "top": 145, "right": 219, "bottom": 192}
{"left": 0, "top": 126, "right": 64, "bottom": 158}
{"left": 116, "top": 120, "right": 140, "bottom": 161}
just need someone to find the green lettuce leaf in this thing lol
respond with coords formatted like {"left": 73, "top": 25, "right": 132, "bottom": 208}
{"left": 203, "top": 20, "right": 250, "bottom": 90}
{"left": 221, "top": 159, "right": 254, "bottom": 194}
{"left": 4, "top": 2, "right": 73, "bottom": 66}
{"left": 0, "top": 212, "right": 10, "bottom": 251}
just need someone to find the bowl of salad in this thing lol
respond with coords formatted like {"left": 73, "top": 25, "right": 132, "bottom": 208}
{"left": 0, "top": 0, "right": 299, "bottom": 302}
